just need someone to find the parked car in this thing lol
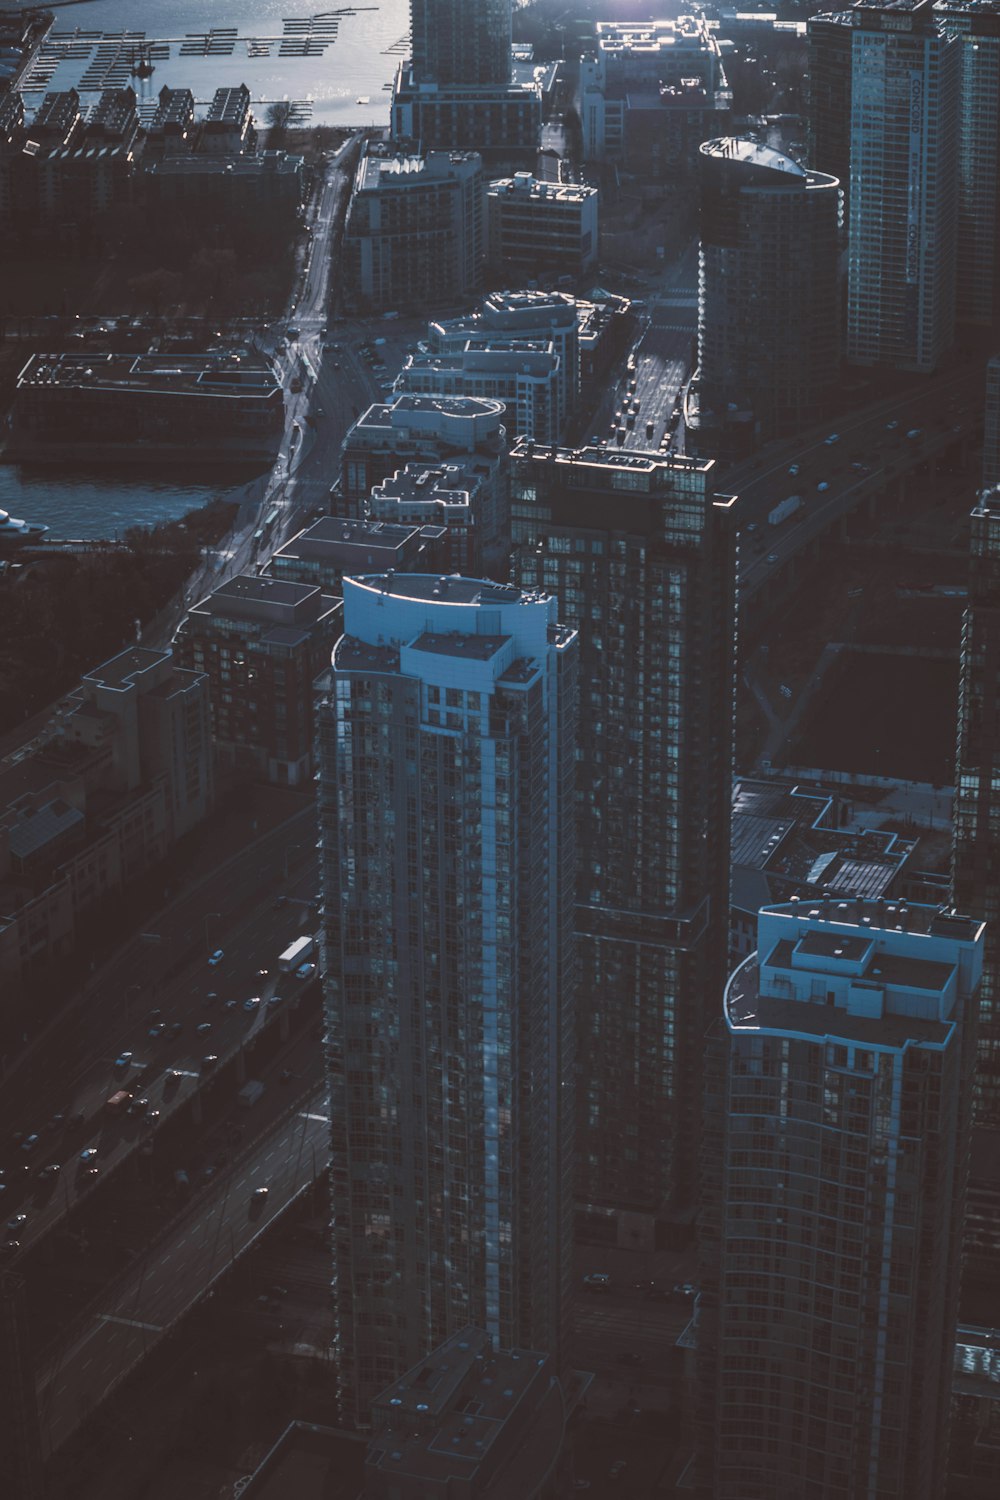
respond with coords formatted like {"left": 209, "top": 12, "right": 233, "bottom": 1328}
{"left": 583, "top": 1272, "right": 611, "bottom": 1293}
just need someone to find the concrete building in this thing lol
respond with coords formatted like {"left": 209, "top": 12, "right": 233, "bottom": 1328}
{"left": 367, "top": 460, "right": 510, "bottom": 577}
{"left": 486, "top": 173, "right": 599, "bottom": 277}
{"left": 390, "top": 71, "right": 542, "bottom": 156}
{"left": 953, "top": 489, "right": 1000, "bottom": 1123}
{"left": 173, "top": 575, "right": 341, "bottom": 787}
{"left": 396, "top": 341, "right": 561, "bottom": 444}
{"left": 197, "top": 83, "right": 255, "bottom": 154}
{"left": 393, "top": 4, "right": 539, "bottom": 155}
{"left": 512, "top": 443, "right": 737, "bottom": 1225}
{"left": 985, "top": 354, "right": 1000, "bottom": 490}
{"left": 318, "top": 574, "right": 577, "bottom": 1424}
{"left": 339, "top": 393, "right": 509, "bottom": 530}
{"left": 429, "top": 290, "right": 580, "bottom": 428}
{"left": 266, "top": 517, "right": 448, "bottom": 595}
{"left": 730, "top": 778, "right": 917, "bottom": 962}
{"left": 697, "top": 900, "right": 983, "bottom": 1499}
{"left": 693, "top": 139, "right": 841, "bottom": 451}
{"left": 0, "top": 647, "right": 213, "bottom": 999}
{"left": 140, "top": 150, "right": 305, "bottom": 218}
{"left": 141, "top": 86, "right": 196, "bottom": 159}
{"left": 580, "top": 16, "right": 731, "bottom": 176}
{"left": 808, "top": 2, "right": 962, "bottom": 373}
{"left": 364, "top": 1328, "right": 567, "bottom": 1498}
{"left": 8, "top": 351, "right": 284, "bottom": 465}
{"left": 343, "top": 144, "right": 484, "bottom": 313}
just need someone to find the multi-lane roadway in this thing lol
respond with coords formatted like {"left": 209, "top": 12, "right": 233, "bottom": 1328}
{"left": 1, "top": 814, "right": 319, "bottom": 1257}
{"left": 728, "top": 366, "right": 978, "bottom": 600}
{"left": 35, "top": 1084, "right": 329, "bottom": 1458}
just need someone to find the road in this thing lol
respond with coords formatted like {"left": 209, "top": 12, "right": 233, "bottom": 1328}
{"left": 731, "top": 365, "right": 978, "bottom": 599}
{"left": 35, "top": 1085, "right": 329, "bottom": 1458}
{"left": 1, "top": 814, "right": 319, "bottom": 1257}
{"left": 587, "top": 239, "right": 698, "bottom": 456}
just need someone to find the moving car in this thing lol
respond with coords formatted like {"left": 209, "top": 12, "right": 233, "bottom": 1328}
{"left": 208, "top": 949, "right": 225, "bottom": 967}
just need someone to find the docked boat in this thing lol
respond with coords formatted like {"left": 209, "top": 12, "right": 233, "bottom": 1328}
{"left": 0, "top": 508, "right": 48, "bottom": 544}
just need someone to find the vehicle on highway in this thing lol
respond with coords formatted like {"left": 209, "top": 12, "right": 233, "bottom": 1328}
{"left": 788, "top": 463, "right": 799, "bottom": 476}
{"left": 673, "top": 1282, "right": 698, "bottom": 1299}
{"left": 7, "top": 1212, "right": 27, "bottom": 1233}
{"left": 113, "top": 1051, "right": 134, "bottom": 1072}
{"left": 296, "top": 961, "right": 317, "bottom": 980}
{"left": 886, "top": 419, "right": 899, "bottom": 430}
{"left": 126, "top": 1097, "right": 148, "bottom": 1118}
{"left": 169, "top": 1021, "right": 184, "bottom": 1036}
{"left": 45, "top": 1112, "right": 65, "bottom": 1132}
{"left": 39, "top": 1163, "right": 61, "bottom": 1180}
{"left": 20, "top": 1133, "right": 40, "bottom": 1154}
{"left": 243, "top": 997, "right": 262, "bottom": 1013}
{"left": 286, "top": 325, "right": 300, "bottom": 339}
{"left": 208, "top": 949, "right": 225, "bottom": 967}
{"left": 196, "top": 1022, "right": 213, "bottom": 1035}
{"left": 1, "top": 1239, "right": 20, "bottom": 1256}
{"left": 817, "top": 481, "right": 829, "bottom": 492}
{"left": 252, "top": 1185, "right": 270, "bottom": 1203}
{"left": 768, "top": 496, "right": 802, "bottom": 527}
{"left": 79, "top": 1147, "right": 98, "bottom": 1164}
{"left": 583, "top": 1272, "right": 611, "bottom": 1292}
{"left": 167, "top": 1068, "right": 184, "bottom": 1082}
{"left": 767, "top": 553, "right": 779, "bottom": 564}
{"left": 907, "top": 427, "right": 922, "bottom": 439}
{"left": 825, "top": 433, "right": 840, "bottom": 445}
{"left": 279, "top": 935, "right": 315, "bottom": 973}
{"left": 105, "top": 1089, "right": 132, "bottom": 1116}
{"left": 147, "top": 1023, "right": 166, "bottom": 1040}
{"left": 144, "top": 1110, "right": 160, "bottom": 1128}
{"left": 201, "top": 1054, "right": 219, "bottom": 1070}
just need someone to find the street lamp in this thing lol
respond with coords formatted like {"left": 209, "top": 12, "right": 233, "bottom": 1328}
{"left": 203, "top": 912, "right": 221, "bottom": 954}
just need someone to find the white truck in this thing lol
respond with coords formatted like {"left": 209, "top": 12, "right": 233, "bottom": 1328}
{"left": 278, "top": 934, "right": 315, "bottom": 974}
{"left": 768, "top": 495, "right": 803, "bottom": 527}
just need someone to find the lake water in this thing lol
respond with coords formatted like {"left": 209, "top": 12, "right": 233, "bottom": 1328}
{"left": 13, "top": 0, "right": 410, "bottom": 127}
{"left": 2, "top": 0, "right": 409, "bottom": 537}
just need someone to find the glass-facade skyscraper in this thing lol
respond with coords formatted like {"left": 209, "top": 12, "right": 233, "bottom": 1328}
{"left": 698, "top": 900, "right": 983, "bottom": 1499}
{"left": 512, "top": 443, "right": 736, "bottom": 1222}
{"left": 410, "top": 0, "right": 512, "bottom": 88}
{"left": 318, "top": 573, "right": 577, "bottom": 1425}
{"left": 808, "top": 2, "right": 962, "bottom": 373}
{"left": 695, "top": 138, "right": 841, "bottom": 447}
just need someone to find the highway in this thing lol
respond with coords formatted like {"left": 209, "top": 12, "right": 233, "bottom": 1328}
{"left": 0, "top": 813, "right": 319, "bottom": 1257}
{"left": 35, "top": 1084, "right": 329, "bottom": 1458}
{"left": 730, "top": 365, "right": 978, "bottom": 600}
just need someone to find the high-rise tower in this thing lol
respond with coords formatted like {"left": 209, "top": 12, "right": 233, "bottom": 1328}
{"left": 953, "top": 489, "right": 1000, "bottom": 1122}
{"left": 808, "top": 2, "right": 962, "bottom": 373}
{"left": 698, "top": 899, "right": 983, "bottom": 1499}
{"left": 694, "top": 138, "right": 840, "bottom": 448}
{"left": 318, "top": 573, "right": 577, "bottom": 1425}
{"left": 935, "top": 1, "right": 1000, "bottom": 329}
{"left": 512, "top": 443, "right": 736, "bottom": 1224}
{"left": 410, "top": 0, "right": 512, "bottom": 88}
